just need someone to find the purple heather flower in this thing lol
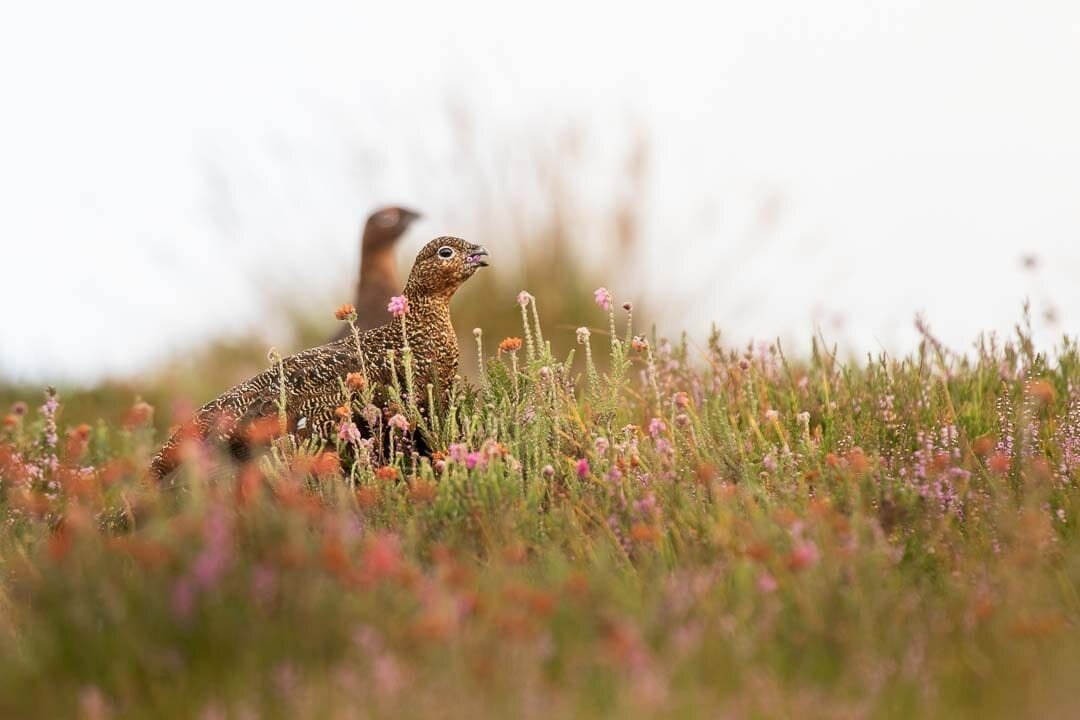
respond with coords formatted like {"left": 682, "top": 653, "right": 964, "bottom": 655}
{"left": 447, "top": 443, "right": 468, "bottom": 463}
{"left": 648, "top": 417, "right": 666, "bottom": 438}
{"left": 387, "top": 295, "right": 409, "bottom": 318}
{"left": 593, "top": 287, "right": 612, "bottom": 312}
{"left": 757, "top": 571, "right": 778, "bottom": 594}
{"left": 11, "top": 401, "right": 27, "bottom": 416}
{"left": 465, "top": 452, "right": 482, "bottom": 470}
{"left": 337, "top": 421, "right": 362, "bottom": 444}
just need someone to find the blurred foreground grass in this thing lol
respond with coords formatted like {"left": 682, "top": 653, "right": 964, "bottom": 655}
{"left": 1, "top": 293, "right": 1080, "bottom": 718}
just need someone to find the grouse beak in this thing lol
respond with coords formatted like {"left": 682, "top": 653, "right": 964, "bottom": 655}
{"left": 467, "top": 246, "right": 490, "bottom": 268}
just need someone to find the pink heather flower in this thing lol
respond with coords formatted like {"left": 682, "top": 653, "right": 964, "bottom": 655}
{"left": 251, "top": 564, "right": 278, "bottom": 606}
{"left": 542, "top": 464, "right": 555, "bottom": 478}
{"left": 576, "top": 458, "right": 590, "bottom": 478}
{"left": 593, "top": 287, "right": 612, "bottom": 312}
{"left": 757, "top": 571, "right": 778, "bottom": 594}
{"left": 11, "top": 401, "right": 27, "bottom": 416}
{"left": 337, "top": 421, "right": 362, "bottom": 444}
{"left": 448, "top": 443, "right": 468, "bottom": 463}
{"left": 362, "top": 404, "right": 380, "bottom": 427}
{"left": 192, "top": 504, "right": 232, "bottom": 590}
{"left": 576, "top": 327, "right": 591, "bottom": 344}
{"left": 465, "top": 452, "right": 482, "bottom": 470}
{"left": 517, "top": 291, "right": 533, "bottom": 307}
{"left": 673, "top": 392, "right": 690, "bottom": 410}
{"left": 171, "top": 577, "right": 196, "bottom": 621}
{"left": 788, "top": 541, "right": 820, "bottom": 571}
{"left": 648, "top": 417, "right": 666, "bottom": 438}
{"left": 387, "top": 295, "right": 409, "bottom": 318}
{"left": 594, "top": 437, "right": 610, "bottom": 455}
{"left": 387, "top": 414, "right": 409, "bottom": 432}
{"left": 763, "top": 452, "right": 778, "bottom": 472}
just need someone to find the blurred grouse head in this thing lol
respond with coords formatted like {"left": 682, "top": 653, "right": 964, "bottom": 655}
{"left": 364, "top": 206, "right": 421, "bottom": 247}
{"left": 405, "top": 236, "right": 489, "bottom": 300}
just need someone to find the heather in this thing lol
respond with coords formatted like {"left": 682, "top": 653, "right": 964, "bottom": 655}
{"left": 1, "top": 298, "right": 1079, "bottom": 719}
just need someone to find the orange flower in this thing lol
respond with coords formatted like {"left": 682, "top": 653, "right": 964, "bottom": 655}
{"left": 630, "top": 523, "right": 661, "bottom": 543}
{"left": 335, "top": 405, "right": 350, "bottom": 419}
{"left": 375, "top": 466, "right": 398, "bottom": 482}
{"left": 122, "top": 400, "right": 154, "bottom": 429}
{"left": 356, "top": 486, "right": 379, "bottom": 509}
{"left": 846, "top": 447, "right": 870, "bottom": 474}
{"left": 972, "top": 435, "right": 994, "bottom": 457}
{"left": 312, "top": 452, "right": 341, "bottom": 476}
{"left": 334, "top": 303, "right": 356, "bottom": 321}
{"left": 408, "top": 479, "right": 437, "bottom": 503}
{"left": 1027, "top": 379, "right": 1055, "bottom": 404}
{"left": 1, "top": 415, "right": 16, "bottom": 429}
{"left": 988, "top": 452, "right": 1011, "bottom": 474}
{"left": 498, "top": 337, "right": 523, "bottom": 353}
{"left": 244, "top": 415, "right": 284, "bottom": 443}
{"left": 346, "top": 372, "right": 367, "bottom": 391}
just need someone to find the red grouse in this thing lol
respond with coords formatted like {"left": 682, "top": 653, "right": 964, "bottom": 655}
{"left": 151, "top": 236, "right": 488, "bottom": 479}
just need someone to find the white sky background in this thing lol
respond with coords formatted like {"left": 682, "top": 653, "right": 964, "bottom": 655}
{"left": 1, "top": 0, "right": 1078, "bottom": 384}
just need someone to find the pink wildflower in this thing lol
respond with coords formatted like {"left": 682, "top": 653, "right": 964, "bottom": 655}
{"left": 763, "top": 452, "right": 778, "bottom": 472}
{"left": 787, "top": 541, "right": 820, "bottom": 571}
{"left": 648, "top": 418, "right": 666, "bottom": 438}
{"left": 593, "top": 287, "right": 612, "bottom": 312}
{"left": 757, "top": 571, "right": 778, "bottom": 593}
{"left": 337, "top": 421, "right": 362, "bottom": 444}
{"left": 448, "top": 443, "right": 468, "bottom": 463}
{"left": 594, "top": 437, "right": 610, "bottom": 455}
{"left": 465, "top": 452, "right": 482, "bottom": 470}
{"left": 576, "top": 327, "right": 591, "bottom": 344}
{"left": 387, "top": 414, "right": 409, "bottom": 432}
{"left": 576, "top": 458, "right": 590, "bottom": 478}
{"left": 542, "top": 464, "right": 555, "bottom": 479}
{"left": 387, "top": 295, "right": 409, "bottom": 318}
{"left": 517, "top": 291, "right": 533, "bottom": 307}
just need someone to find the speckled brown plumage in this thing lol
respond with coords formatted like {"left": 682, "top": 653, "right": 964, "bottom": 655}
{"left": 329, "top": 206, "right": 421, "bottom": 341}
{"left": 150, "top": 236, "right": 488, "bottom": 480}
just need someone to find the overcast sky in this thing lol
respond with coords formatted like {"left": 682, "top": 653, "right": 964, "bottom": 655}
{"left": 2, "top": 0, "right": 1079, "bottom": 384}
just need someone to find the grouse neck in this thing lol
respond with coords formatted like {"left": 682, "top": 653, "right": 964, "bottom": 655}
{"left": 359, "top": 243, "right": 399, "bottom": 289}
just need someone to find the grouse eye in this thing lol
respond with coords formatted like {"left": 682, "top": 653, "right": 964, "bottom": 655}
{"left": 437, "top": 246, "right": 455, "bottom": 260}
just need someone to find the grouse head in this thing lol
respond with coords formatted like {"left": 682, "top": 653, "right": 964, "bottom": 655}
{"left": 405, "top": 236, "right": 489, "bottom": 299}
{"left": 364, "top": 206, "right": 422, "bottom": 247}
